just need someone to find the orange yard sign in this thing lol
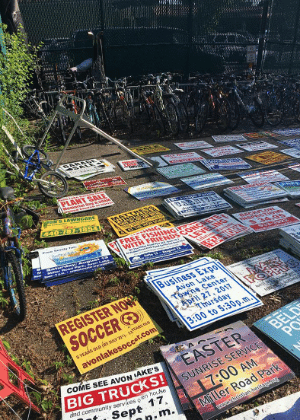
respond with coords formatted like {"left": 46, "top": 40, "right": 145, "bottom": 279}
{"left": 246, "top": 151, "right": 290, "bottom": 165}
{"left": 55, "top": 297, "right": 159, "bottom": 374}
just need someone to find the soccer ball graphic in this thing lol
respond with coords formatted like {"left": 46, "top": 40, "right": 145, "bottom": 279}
{"left": 120, "top": 311, "right": 141, "bottom": 326}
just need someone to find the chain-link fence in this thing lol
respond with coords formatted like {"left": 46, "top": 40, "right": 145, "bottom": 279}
{"left": 16, "top": 0, "right": 300, "bottom": 85}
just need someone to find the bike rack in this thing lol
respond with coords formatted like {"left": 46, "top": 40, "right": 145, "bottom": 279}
{"left": 38, "top": 93, "right": 155, "bottom": 170}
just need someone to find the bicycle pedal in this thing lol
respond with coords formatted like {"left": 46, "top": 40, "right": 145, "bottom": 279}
{"left": 46, "top": 159, "right": 53, "bottom": 167}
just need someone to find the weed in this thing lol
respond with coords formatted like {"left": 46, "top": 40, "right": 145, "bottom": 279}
{"left": 115, "top": 257, "right": 127, "bottom": 268}
{"left": 108, "top": 277, "right": 120, "bottom": 286}
{"left": 206, "top": 251, "right": 225, "bottom": 260}
{"left": 33, "top": 239, "right": 48, "bottom": 248}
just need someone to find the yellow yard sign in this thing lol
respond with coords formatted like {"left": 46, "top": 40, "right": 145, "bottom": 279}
{"left": 246, "top": 150, "right": 290, "bottom": 165}
{"left": 55, "top": 297, "right": 159, "bottom": 374}
{"left": 107, "top": 205, "right": 174, "bottom": 237}
{"left": 130, "top": 143, "right": 170, "bottom": 155}
{"left": 40, "top": 215, "right": 101, "bottom": 238}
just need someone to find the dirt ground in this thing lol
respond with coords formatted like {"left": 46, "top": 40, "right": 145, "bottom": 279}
{"left": 2, "top": 121, "right": 300, "bottom": 420}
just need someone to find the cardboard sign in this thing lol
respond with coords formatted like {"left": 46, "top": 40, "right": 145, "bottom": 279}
{"left": 58, "top": 159, "right": 115, "bottom": 180}
{"left": 107, "top": 205, "right": 174, "bottom": 237}
{"left": 116, "top": 226, "right": 194, "bottom": 268}
{"left": 236, "top": 141, "right": 277, "bottom": 151}
{"left": 40, "top": 215, "right": 101, "bottom": 238}
{"left": 254, "top": 299, "right": 300, "bottom": 362}
{"left": 228, "top": 391, "right": 300, "bottom": 420}
{"left": 202, "top": 145, "right": 243, "bottom": 157}
{"left": 58, "top": 192, "right": 114, "bottom": 214}
{"left": 148, "top": 260, "right": 261, "bottom": 331}
{"left": 130, "top": 143, "right": 170, "bottom": 154}
{"left": 61, "top": 362, "right": 187, "bottom": 420}
{"left": 281, "top": 147, "right": 300, "bottom": 158}
{"left": 228, "top": 249, "right": 300, "bottom": 296}
{"left": 275, "top": 180, "right": 300, "bottom": 197}
{"left": 56, "top": 297, "right": 159, "bottom": 374}
{"left": 163, "top": 191, "right": 232, "bottom": 219}
{"left": 161, "top": 321, "right": 294, "bottom": 420}
{"left": 34, "top": 240, "right": 115, "bottom": 283}
{"left": 176, "top": 213, "right": 252, "bottom": 249}
{"left": 157, "top": 163, "right": 206, "bottom": 179}
{"left": 83, "top": 176, "right": 126, "bottom": 190}
{"left": 118, "top": 159, "right": 150, "bottom": 171}
{"left": 224, "top": 182, "right": 288, "bottom": 208}
{"left": 232, "top": 206, "right": 300, "bottom": 232}
{"left": 125, "top": 182, "right": 180, "bottom": 200}
{"left": 246, "top": 150, "right": 290, "bottom": 165}
{"left": 181, "top": 173, "right": 233, "bottom": 190}
{"left": 200, "top": 158, "right": 252, "bottom": 171}
{"left": 279, "top": 138, "right": 300, "bottom": 148}
{"left": 161, "top": 152, "right": 203, "bottom": 165}
{"left": 212, "top": 134, "right": 247, "bottom": 142}
{"left": 237, "top": 169, "right": 289, "bottom": 184}
{"left": 273, "top": 128, "right": 300, "bottom": 136}
{"left": 175, "top": 140, "right": 213, "bottom": 150}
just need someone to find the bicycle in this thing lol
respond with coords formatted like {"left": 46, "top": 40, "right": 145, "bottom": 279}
{"left": 1, "top": 109, "right": 68, "bottom": 198}
{"left": 0, "top": 186, "right": 26, "bottom": 321}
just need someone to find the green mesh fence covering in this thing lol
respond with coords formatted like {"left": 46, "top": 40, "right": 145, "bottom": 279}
{"left": 16, "top": 0, "right": 300, "bottom": 82}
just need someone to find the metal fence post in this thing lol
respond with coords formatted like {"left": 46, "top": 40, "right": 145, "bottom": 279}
{"left": 288, "top": 0, "right": 300, "bottom": 75}
{"left": 256, "top": 0, "right": 269, "bottom": 77}
{"left": 186, "top": 0, "right": 193, "bottom": 79}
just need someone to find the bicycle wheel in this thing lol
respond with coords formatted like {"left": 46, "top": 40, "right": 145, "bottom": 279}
{"left": 248, "top": 98, "right": 264, "bottom": 128}
{"left": 151, "top": 105, "right": 165, "bottom": 135}
{"left": 164, "top": 102, "right": 180, "bottom": 135}
{"left": 264, "top": 91, "right": 283, "bottom": 126}
{"left": 5, "top": 251, "right": 26, "bottom": 321}
{"left": 37, "top": 171, "right": 68, "bottom": 198}
{"left": 195, "top": 100, "right": 208, "bottom": 133}
{"left": 177, "top": 102, "right": 189, "bottom": 133}
{"left": 22, "top": 145, "right": 49, "bottom": 162}
{"left": 215, "top": 98, "right": 231, "bottom": 131}
{"left": 227, "top": 97, "right": 240, "bottom": 130}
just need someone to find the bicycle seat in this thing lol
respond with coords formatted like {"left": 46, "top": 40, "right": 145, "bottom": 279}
{"left": 0, "top": 187, "right": 15, "bottom": 200}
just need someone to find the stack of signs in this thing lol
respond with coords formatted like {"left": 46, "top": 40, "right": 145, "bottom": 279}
{"left": 130, "top": 143, "right": 170, "bottom": 154}
{"left": 56, "top": 296, "right": 159, "bottom": 373}
{"left": 175, "top": 140, "right": 213, "bottom": 150}
{"left": 58, "top": 159, "right": 115, "bottom": 181}
{"left": 181, "top": 172, "right": 233, "bottom": 191}
{"left": 227, "top": 249, "right": 300, "bottom": 296}
{"left": 40, "top": 215, "right": 101, "bottom": 238}
{"left": 58, "top": 192, "right": 114, "bottom": 214}
{"left": 278, "top": 223, "right": 300, "bottom": 256}
{"left": 254, "top": 298, "right": 300, "bottom": 362}
{"left": 61, "top": 362, "right": 186, "bottom": 420}
{"left": 201, "top": 145, "right": 243, "bottom": 157}
{"left": 236, "top": 140, "right": 277, "bottom": 151}
{"left": 246, "top": 150, "right": 290, "bottom": 165}
{"left": 200, "top": 158, "right": 252, "bottom": 171}
{"left": 280, "top": 148, "right": 300, "bottom": 158}
{"left": 111, "top": 226, "right": 194, "bottom": 268}
{"left": 160, "top": 321, "right": 294, "bottom": 420}
{"left": 118, "top": 159, "right": 150, "bottom": 171}
{"left": 223, "top": 182, "right": 288, "bottom": 208}
{"left": 212, "top": 134, "right": 247, "bottom": 142}
{"left": 237, "top": 168, "right": 289, "bottom": 184}
{"left": 228, "top": 391, "right": 300, "bottom": 420}
{"left": 163, "top": 191, "right": 232, "bottom": 219}
{"left": 83, "top": 176, "right": 126, "bottom": 190}
{"left": 31, "top": 240, "right": 115, "bottom": 286}
{"left": 176, "top": 213, "right": 252, "bottom": 249}
{"left": 233, "top": 206, "right": 300, "bottom": 232}
{"left": 145, "top": 258, "right": 262, "bottom": 330}
{"left": 161, "top": 152, "right": 204, "bottom": 165}
{"left": 275, "top": 180, "right": 300, "bottom": 197}
{"left": 278, "top": 138, "right": 300, "bottom": 148}
{"left": 125, "top": 182, "right": 180, "bottom": 200}
{"left": 156, "top": 163, "right": 206, "bottom": 179}
{"left": 107, "top": 205, "right": 174, "bottom": 237}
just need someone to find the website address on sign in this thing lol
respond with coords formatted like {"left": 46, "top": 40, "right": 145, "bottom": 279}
{"left": 82, "top": 328, "right": 158, "bottom": 369}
